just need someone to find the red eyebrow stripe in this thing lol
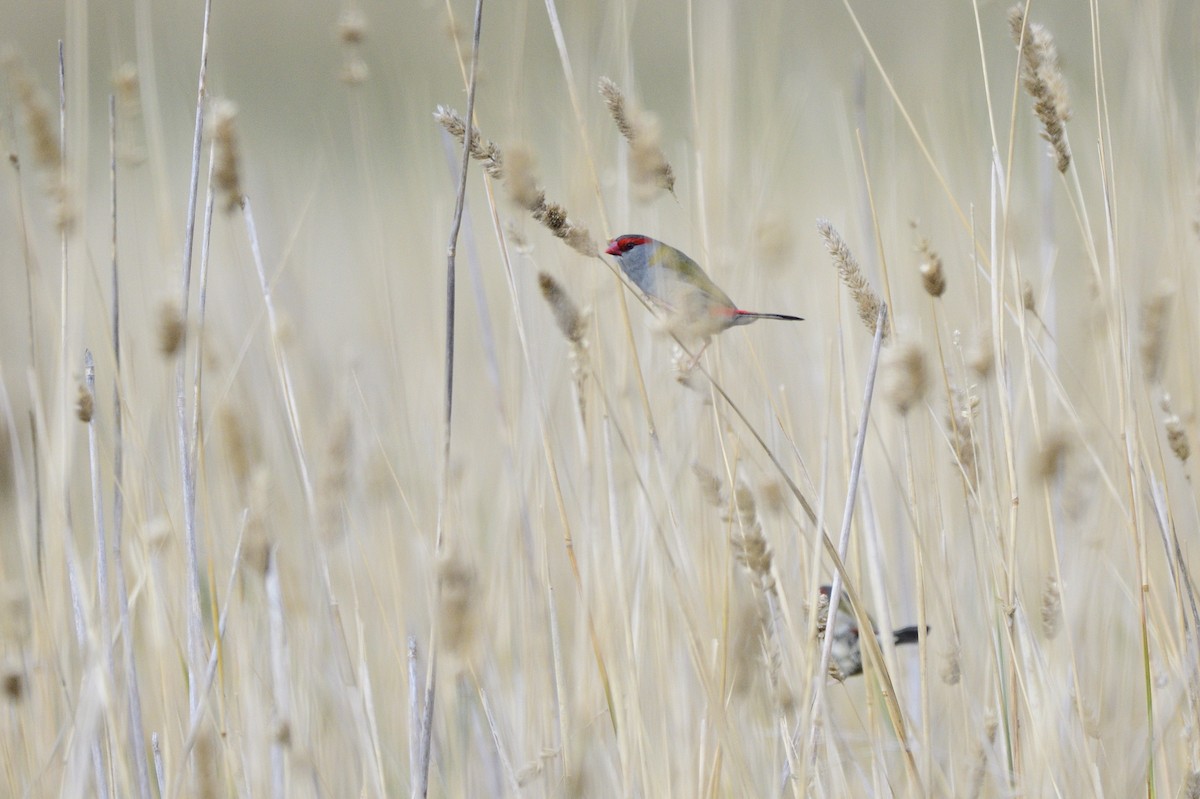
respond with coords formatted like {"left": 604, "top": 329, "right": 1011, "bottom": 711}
{"left": 618, "top": 235, "right": 651, "bottom": 248}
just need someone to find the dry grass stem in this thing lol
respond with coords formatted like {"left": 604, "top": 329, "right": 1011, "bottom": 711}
{"left": 816, "top": 218, "right": 889, "bottom": 339}
{"left": 598, "top": 76, "right": 675, "bottom": 198}
{"left": 1009, "top": 5, "right": 1072, "bottom": 173}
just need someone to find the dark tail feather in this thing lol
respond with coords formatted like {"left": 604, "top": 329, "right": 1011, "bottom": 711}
{"left": 893, "top": 625, "right": 925, "bottom": 646}
{"left": 735, "top": 310, "right": 804, "bottom": 322}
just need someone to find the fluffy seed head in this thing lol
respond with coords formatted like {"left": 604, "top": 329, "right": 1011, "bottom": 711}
{"left": 692, "top": 463, "right": 724, "bottom": 508}
{"left": 1141, "top": 285, "right": 1171, "bottom": 384}
{"left": 75, "top": 382, "right": 94, "bottom": 423}
{"left": 434, "top": 105, "right": 502, "bottom": 180}
{"left": 1162, "top": 395, "right": 1190, "bottom": 463}
{"left": 884, "top": 340, "right": 929, "bottom": 414}
{"left": 438, "top": 552, "right": 479, "bottom": 661}
{"left": 504, "top": 145, "right": 543, "bottom": 210}
{"left": 158, "top": 301, "right": 185, "bottom": 357}
{"left": 1041, "top": 575, "right": 1061, "bottom": 639}
{"left": 209, "top": 99, "right": 243, "bottom": 212}
{"left": 340, "top": 57, "right": 369, "bottom": 85}
{"left": 538, "top": 273, "right": 586, "bottom": 345}
{"left": 599, "top": 77, "right": 674, "bottom": 197}
{"left": 1034, "top": 429, "right": 1071, "bottom": 482}
{"left": 731, "top": 482, "right": 775, "bottom": 595}
{"left": 817, "top": 219, "right": 888, "bottom": 339}
{"left": 1009, "top": 6, "right": 1072, "bottom": 173}
{"left": 1, "top": 664, "right": 22, "bottom": 703}
{"left": 941, "top": 645, "right": 962, "bottom": 685}
{"left": 754, "top": 215, "right": 795, "bottom": 269}
{"left": 5, "top": 55, "right": 60, "bottom": 171}
{"left": 337, "top": 8, "right": 367, "bottom": 44}
{"left": 966, "top": 329, "right": 994, "bottom": 379}
{"left": 113, "top": 63, "right": 139, "bottom": 105}
{"left": 914, "top": 231, "right": 945, "bottom": 297}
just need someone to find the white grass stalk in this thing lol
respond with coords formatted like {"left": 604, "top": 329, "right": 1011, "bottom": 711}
{"left": 106, "top": 93, "right": 151, "bottom": 799}
{"left": 265, "top": 549, "right": 291, "bottom": 799}
{"left": 176, "top": 0, "right": 215, "bottom": 719}
{"left": 408, "top": 634, "right": 420, "bottom": 789}
{"left": 808, "top": 306, "right": 888, "bottom": 760}
{"left": 240, "top": 195, "right": 315, "bottom": 517}
{"left": 419, "top": 1, "right": 484, "bottom": 795}
{"left": 82, "top": 350, "right": 116, "bottom": 799}
{"left": 169, "top": 517, "right": 246, "bottom": 798}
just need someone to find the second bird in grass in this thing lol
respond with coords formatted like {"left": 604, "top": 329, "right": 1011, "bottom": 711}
{"left": 604, "top": 235, "right": 802, "bottom": 359}
{"left": 820, "top": 584, "right": 923, "bottom": 680}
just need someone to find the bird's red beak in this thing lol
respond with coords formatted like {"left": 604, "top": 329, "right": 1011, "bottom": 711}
{"left": 604, "top": 240, "right": 622, "bottom": 256}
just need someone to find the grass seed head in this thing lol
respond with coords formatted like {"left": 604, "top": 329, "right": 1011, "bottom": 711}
{"left": 1041, "top": 575, "right": 1061, "bottom": 639}
{"left": 75, "top": 382, "right": 93, "bottom": 423}
{"left": 438, "top": 552, "right": 480, "bottom": 662}
{"left": 434, "top": 105, "right": 502, "bottom": 179}
{"left": 884, "top": 340, "right": 929, "bottom": 415}
{"left": 599, "top": 76, "right": 674, "bottom": 197}
{"left": 1141, "top": 285, "right": 1171, "bottom": 384}
{"left": 337, "top": 8, "right": 367, "bottom": 44}
{"left": 1009, "top": 6, "right": 1072, "bottom": 172}
{"left": 210, "top": 99, "right": 244, "bottom": 211}
{"left": 158, "top": 301, "right": 185, "bottom": 357}
{"left": 817, "top": 218, "right": 888, "bottom": 340}
{"left": 914, "top": 231, "right": 945, "bottom": 297}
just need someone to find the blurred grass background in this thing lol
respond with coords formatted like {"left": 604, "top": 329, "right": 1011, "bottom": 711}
{"left": 2, "top": 0, "right": 1200, "bottom": 795}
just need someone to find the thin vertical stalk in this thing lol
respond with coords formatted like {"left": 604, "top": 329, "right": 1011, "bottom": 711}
{"left": 177, "top": 0, "right": 215, "bottom": 718}
{"left": 109, "top": 95, "right": 152, "bottom": 799}
{"left": 418, "top": 1, "right": 484, "bottom": 796}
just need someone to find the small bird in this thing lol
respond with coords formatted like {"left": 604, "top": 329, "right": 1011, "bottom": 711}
{"left": 604, "top": 235, "right": 802, "bottom": 361}
{"left": 819, "top": 584, "right": 922, "bottom": 680}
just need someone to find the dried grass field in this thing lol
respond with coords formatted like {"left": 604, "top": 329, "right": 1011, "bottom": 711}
{"left": 1, "top": 0, "right": 1199, "bottom": 796}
